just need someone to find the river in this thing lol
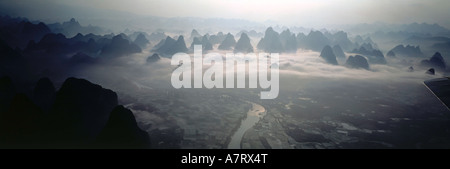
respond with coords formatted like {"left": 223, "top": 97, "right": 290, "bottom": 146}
{"left": 227, "top": 102, "right": 266, "bottom": 149}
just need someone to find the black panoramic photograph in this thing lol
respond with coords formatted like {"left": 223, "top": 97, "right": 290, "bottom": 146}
{"left": 1, "top": 0, "right": 450, "bottom": 166}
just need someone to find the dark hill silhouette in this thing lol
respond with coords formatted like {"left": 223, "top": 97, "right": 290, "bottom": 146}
{"left": 134, "top": 33, "right": 150, "bottom": 49}
{"left": 0, "top": 18, "right": 51, "bottom": 49}
{"left": 0, "top": 76, "right": 16, "bottom": 113}
{"left": 257, "top": 27, "right": 284, "bottom": 53}
{"left": 153, "top": 36, "right": 175, "bottom": 51}
{"left": 280, "top": 29, "right": 298, "bottom": 53}
{"left": 190, "top": 35, "right": 213, "bottom": 51}
{"left": 354, "top": 36, "right": 379, "bottom": 49}
{"left": 0, "top": 76, "right": 150, "bottom": 148}
{"left": 0, "top": 38, "right": 22, "bottom": 65}
{"left": 209, "top": 32, "right": 225, "bottom": 45}
{"left": 127, "top": 32, "right": 150, "bottom": 44}
{"left": 47, "top": 18, "right": 104, "bottom": 38}
{"left": 148, "top": 32, "right": 167, "bottom": 42}
{"left": 421, "top": 52, "right": 446, "bottom": 70}
{"left": 101, "top": 35, "right": 141, "bottom": 58}
{"left": 201, "top": 35, "right": 213, "bottom": 51}
{"left": 329, "top": 31, "right": 354, "bottom": 51}
{"left": 333, "top": 45, "right": 346, "bottom": 58}
{"left": 301, "top": 30, "right": 330, "bottom": 51}
{"left": 153, "top": 36, "right": 188, "bottom": 56}
{"left": 147, "top": 53, "right": 161, "bottom": 63}
{"left": 190, "top": 37, "right": 201, "bottom": 49}
{"left": 25, "top": 33, "right": 108, "bottom": 57}
{"left": 387, "top": 50, "right": 396, "bottom": 57}
{"left": 426, "top": 68, "right": 435, "bottom": 75}
{"left": 360, "top": 43, "right": 375, "bottom": 51}
{"left": 173, "top": 36, "right": 189, "bottom": 54}
{"left": 354, "top": 35, "right": 364, "bottom": 44}
{"left": 218, "top": 33, "right": 236, "bottom": 50}
{"left": 234, "top": 33, "right": 253, "bottom": 53}
{"left": 296, "top": 33, "right": 306, "bottom": 48}
{"left": 25, "top": 33, "right": 71, "bottom": 55}
{"left": 0, "top": 93, "right": 44, "bottom": 148}
{"left": 0, "top": 15, "right": 29, "bottom": 27}
{"left": 346, "top": 55, "right": 370, "bottom": 70}
{"left": 32, "top": 77, "right": 55, "bottom": 113}
{"left": 70, "top": 33, "right": 110, "bottom": 46}
{"left": 190, "top": 29, "right": 202, "bottom": 40}
{"left": 320, "top": 45, "right": 338, "bottom": 65}
{"left": 388, "top": 44, "right": 424, "bottom": 57}
{"left": 49, "top": 77, "right": 118, "bottom": 144}
{"left": 117, "top": 33, "right": 132, "bottom": 41}
{"left": 351, "top": 45, "right": 387, "bottom": 64}
{"left": 94, "top": 105, "right": 150, "bottom": 149}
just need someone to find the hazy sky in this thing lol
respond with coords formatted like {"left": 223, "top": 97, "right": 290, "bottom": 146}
{"left": 1, "top": 0, "right": 450, "bottom": 28}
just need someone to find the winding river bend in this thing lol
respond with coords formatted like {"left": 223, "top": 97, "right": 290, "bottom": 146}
{"left": 227, "top": 102, "right": 266, "bottom": 149}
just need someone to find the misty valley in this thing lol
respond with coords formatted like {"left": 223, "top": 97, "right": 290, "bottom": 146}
{"left": 170, "top": 47, "right": 279, "bottom": 99}
{"left": 1, "top": 15, "right": 450, "bottom": 149}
